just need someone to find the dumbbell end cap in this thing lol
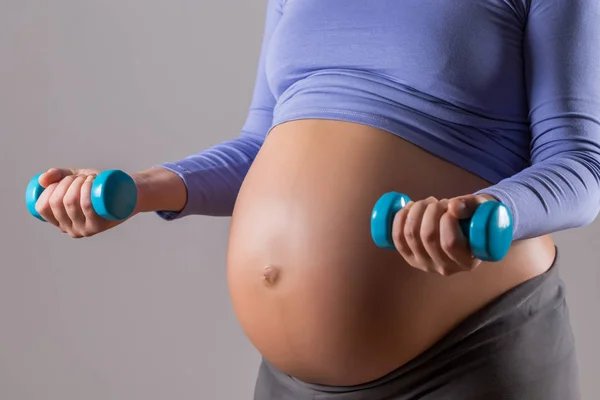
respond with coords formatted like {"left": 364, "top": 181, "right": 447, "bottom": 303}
{"left": 25, "top": 173, "right": 46, "bottom": 221}
{"left": 371, "top": 192, "right": 410, "bottom": 249}
{"left": 91, "top": 169, "right": 138, "bottom": 221}
{"left": 470, "top": 201, "right": 513, "bottom": 262}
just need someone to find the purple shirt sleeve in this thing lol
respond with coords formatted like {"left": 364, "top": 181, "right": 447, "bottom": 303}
{"left": 155, "top": 0, "right": 282, "bottom": 220}
{"left": 476, "top": 0, "right": 600, "bottom": 240}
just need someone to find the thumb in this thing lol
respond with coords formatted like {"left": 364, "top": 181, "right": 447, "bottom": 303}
{"left": 38, "top": 168, "right": 80, "bottom": 188}
{"left": 448, "top": 194, "right": 496, "bottom": 219}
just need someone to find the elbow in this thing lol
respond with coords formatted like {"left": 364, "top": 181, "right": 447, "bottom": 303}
{"left": 567, "top": 149, "right": 600, "bottom": 228}
{"left": 578, "top": 195, "right": 600, "bottom": 228}
{"left": 573, "top": 179, "right": 600, "bottom": 229}
{"left": 539, "top": 149, "right": 600, "bottom": 231}
{"left": 573, "top": 209, "right": 599, "bottom": 229}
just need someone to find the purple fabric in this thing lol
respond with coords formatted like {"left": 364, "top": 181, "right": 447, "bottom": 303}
{"left": 157, "top": 0, "right": 600, "bottom": 241}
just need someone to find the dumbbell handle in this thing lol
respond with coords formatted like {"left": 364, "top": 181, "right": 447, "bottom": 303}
{"left": 371, "top": 192, "right": 513, "bottom": 262}
{"left": 25, "top": 169, "right": 138, "bottom": 222}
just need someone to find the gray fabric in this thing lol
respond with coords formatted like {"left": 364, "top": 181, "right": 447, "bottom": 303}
{"left": 253, "top": 247, "right": 580, "bottom": 399}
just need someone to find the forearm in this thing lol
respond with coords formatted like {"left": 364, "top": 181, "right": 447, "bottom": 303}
{"left": 476, "top": 151, "right": 600, "bottom": 240}
{"left": 131, "top": 167, "right": 188, "bottom": 214}
{"left": 145, "top": 134, "right": 263, "bottom": 220}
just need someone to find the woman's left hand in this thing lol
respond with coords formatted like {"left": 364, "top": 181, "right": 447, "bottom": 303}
{"left": 391, "top": 193, "right": 497, "bottom": 276}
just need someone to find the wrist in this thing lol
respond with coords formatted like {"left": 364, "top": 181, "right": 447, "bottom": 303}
{"left": 131, "top": 167, "right": 188, "bottom": 214}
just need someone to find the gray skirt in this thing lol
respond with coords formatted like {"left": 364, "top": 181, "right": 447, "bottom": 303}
{"left": 253, "top": 247, "right": 580, "bottom": 399}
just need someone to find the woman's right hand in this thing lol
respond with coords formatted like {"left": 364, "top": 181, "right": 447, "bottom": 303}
{"left": 34, "top": 168, "right": 135, "bottom": 238}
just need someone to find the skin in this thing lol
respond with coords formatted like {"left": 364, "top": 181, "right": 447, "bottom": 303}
{"left": 37, "top": 119, "right": 557, "bottom": 387}
{"left": 226, "top": 119, "right": 556, "bottom": 385}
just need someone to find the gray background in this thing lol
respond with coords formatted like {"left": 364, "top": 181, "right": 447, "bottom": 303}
{"left": 0, "top": 1, "right": 598, "bottom": 399}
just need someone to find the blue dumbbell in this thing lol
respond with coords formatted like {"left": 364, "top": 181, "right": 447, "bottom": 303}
{"left": 25, "top": 169, "right": 138, "bottom": 222}
{"left": 370, "top": 192, "right": 513, "bottom": 262}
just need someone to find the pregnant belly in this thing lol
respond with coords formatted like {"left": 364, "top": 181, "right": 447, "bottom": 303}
{"left": 226, "top": 120, "right": 554, "bottom": 386}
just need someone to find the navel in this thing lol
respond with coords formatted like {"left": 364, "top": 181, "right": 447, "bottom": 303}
{"left": 262, "top": 265, "right": 281, "bottom": 286}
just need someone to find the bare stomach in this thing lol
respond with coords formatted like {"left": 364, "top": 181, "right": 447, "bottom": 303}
{"left": 226, "top": 119, "right": 556, "bottom": 386}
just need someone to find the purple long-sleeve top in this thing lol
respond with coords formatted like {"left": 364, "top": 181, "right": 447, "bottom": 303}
{"left": 156, "top": 0, "right": 600, "bottom": 241}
